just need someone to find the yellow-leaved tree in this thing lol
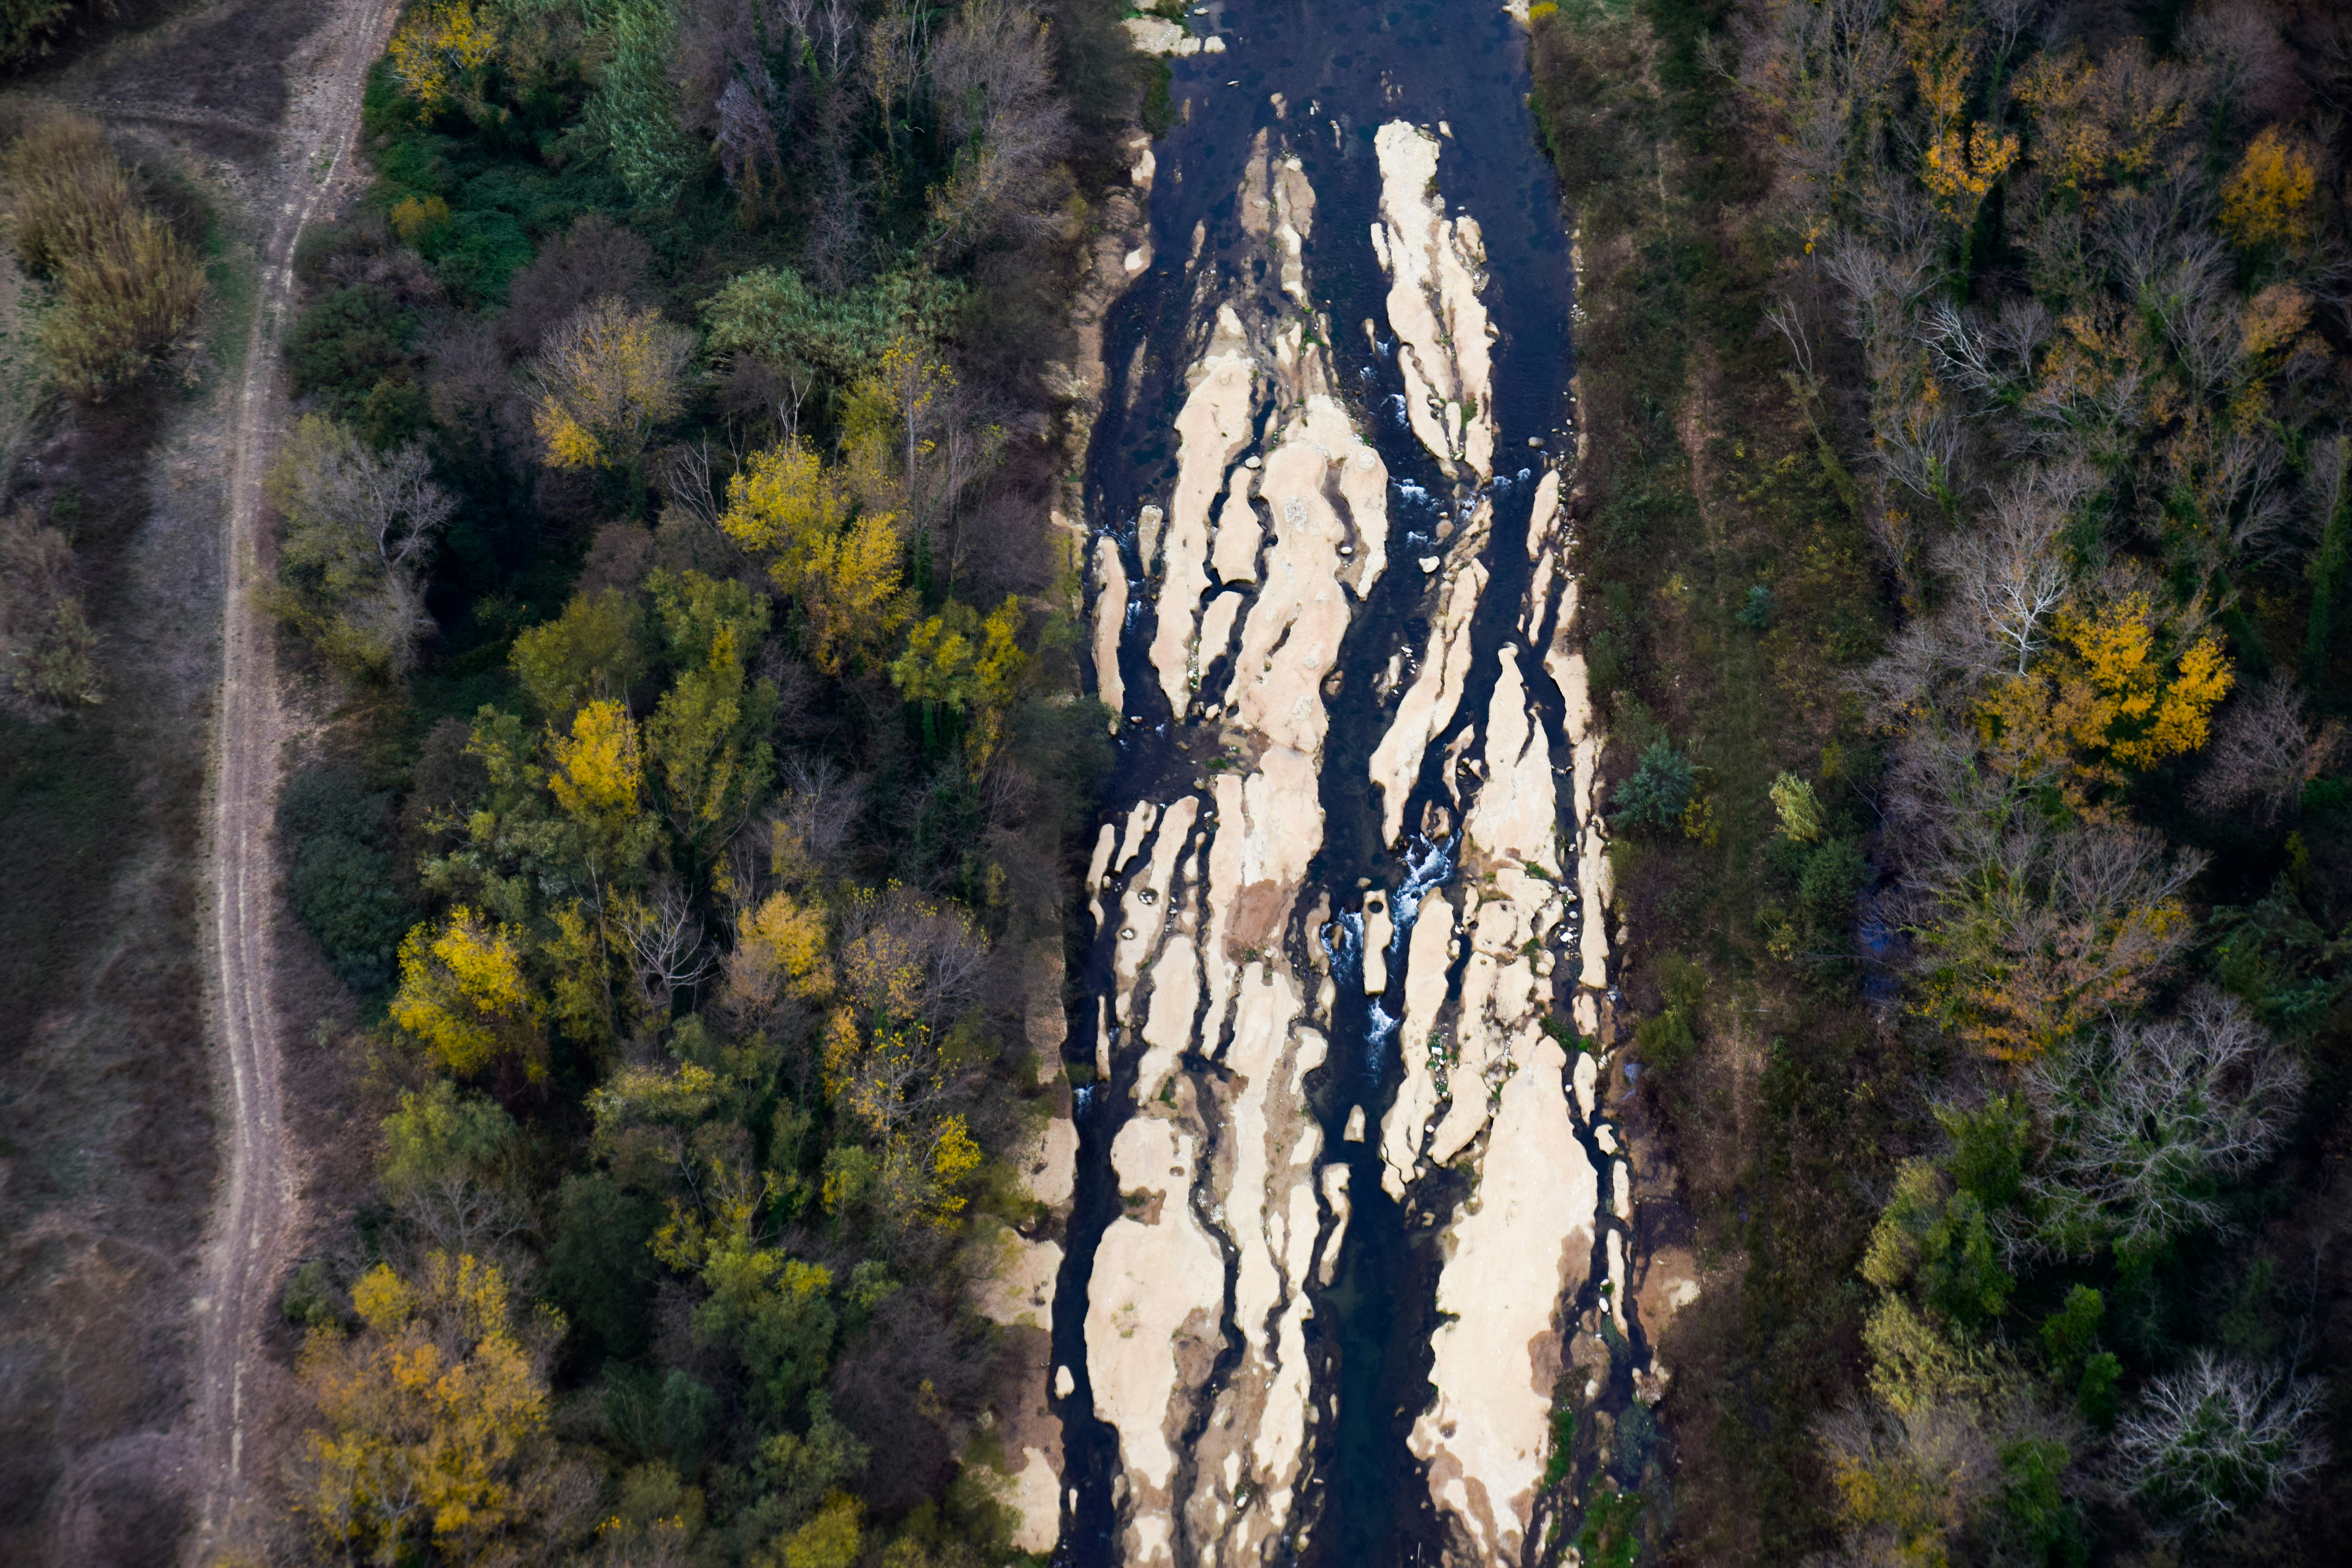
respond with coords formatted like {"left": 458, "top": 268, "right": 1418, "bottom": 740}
{"left": 1975, "top": 590, "right": 2232, "bottom": 797}
{"left": 1899, "top": 0, "right": 2017, "bottom": 230}
{"left": 529, "top": 296, "right": 693, "bottom": 472}
{"left": 294, "top": 1252, "right": 579, "bottom": 1560}
{"left": 889, "top": 595, "right": 1030, "bottom": 764}
{"left": 391, "top": 907, "right": 548, "bottom": 1078}
{"left": 547, "top": 697, "right": 653, "bottom": 866}
{"left": 717, "top": 440, "right": 911, "bottom": 674}
{"left": 2219, "top": 125, "right": 2317, "bottom": 252}
{"left": 386, "top": 0, "right": 501, "bottom": 122}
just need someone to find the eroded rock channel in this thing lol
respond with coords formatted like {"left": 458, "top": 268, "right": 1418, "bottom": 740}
{"left": 1011, "top": 6, "right": 1666, "bottom": 1562}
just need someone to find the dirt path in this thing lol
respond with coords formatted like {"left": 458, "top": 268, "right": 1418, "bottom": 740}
{"left": 189, "top": 0, "right": 399, "bottom": 1554}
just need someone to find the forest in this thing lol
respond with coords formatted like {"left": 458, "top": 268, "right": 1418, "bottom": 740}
{"left": 7, "top": 0, "right": 1142, "bottom": 1560}
{"left": 4, "top": 0, "right": 2349, "bottom": 1563}
{"left": 1527, "top": 0, "right": 2352, "bottom": 1563}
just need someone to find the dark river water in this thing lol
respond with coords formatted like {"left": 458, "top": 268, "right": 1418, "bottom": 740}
{"left": 1052, "top": 4, "right": 1581, "bottom": 1562}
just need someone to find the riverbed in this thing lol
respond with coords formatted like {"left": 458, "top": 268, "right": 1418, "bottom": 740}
{"left": 1038, "top": 4, "right": 1657, "bottom": 1562}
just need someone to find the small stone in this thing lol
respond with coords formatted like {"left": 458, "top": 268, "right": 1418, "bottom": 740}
{"left": 1055, "top": 1365, "right": 1076, "bottom": 1399}
{"left": 1528, "top": 436, "right": 1543, "bottom": 448}
{"left": 1419, "top": 555, "right": 1441, "bottom": 573}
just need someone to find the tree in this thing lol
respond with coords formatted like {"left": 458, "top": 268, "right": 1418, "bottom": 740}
{"left": 293, "top": 1252, "right": 589, "bottom": 1561}
{"left": 1770, "top": 771, "right": 1826, "bottom": 843}
{"left": 1820, "top": 1396, "right": 1999, "bottom": 1568}
{"left": 2027, "top": 988, "right": 2303, "bottom": 1254}
{"left": 386, "top": 0, "right": 501, "bottom": 121}
{"left": 511, "top": 588, "right": 648, "bottom": 723}
{"left": 2218, "top": 126, "right": 2317, "bottom": 252}
{"left": 1974, "top": 589, "right": 2233, "bottom": 797}
{"left": 757, "top": 1492, "right": 863, "bottom": 1568}
{"left": 2190, "top": 675, "right": 2345, "bottom": 826}
{"left": 889, "top": 595, "right": 1027, "bottom": 762}
{"left": 391, "top": 907, "right": 548, "bottom": 1078}
{"left": 2111, "top": 1353, "right": 2325, "bottom": 1530}
{"left": 266, "top": 416, "right": 456, "bottom": 677}
{"left": 700, "top": 268, "right": 963, "bottom": 399}
{"left": 1612, "top": 740, "right": 1696, "bottom": 831}
{"left": 651, "top": 1154, "right": 840, "bottom": 1425}
{"left": 529, "top": 296, "right": 694, "bottom": 472}
{"left": 645, "top": 573, "right": 778, "bottom": 859}
{"left": 1904, "top": 777, "right": 2203, "bottom": 1062}
{"left": 717, "top": 441, "right": 911, "bottom": 674}
{"left": 378, "top": 1081, "right": 531, "bottom": 1263}
{"left": 923, "top": 0, "right": 1073, "bottom": 259}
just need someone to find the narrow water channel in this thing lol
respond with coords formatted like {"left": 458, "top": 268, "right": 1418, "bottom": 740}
{"left": 1049, "top": 5, "right": 1645, "bottom": 1563}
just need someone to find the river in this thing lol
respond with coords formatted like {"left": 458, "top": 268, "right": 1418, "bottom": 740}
{"left": 1044, "top": 5, "right": 1654, "bottom": 1563}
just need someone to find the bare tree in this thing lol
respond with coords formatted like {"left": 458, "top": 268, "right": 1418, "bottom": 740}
{"left": 2190, "top": 675, "right": 2346, "bottom": 824}
{"left": 2027, "top": 988, "right": 2305, "bottom": 1253}
{"left": 623, "top": 880, "right": 718, "bottom": 1015}
{"left": 265, "top": 415, "right": 456, "bottom": 676}
{"left": 501, "top": 214, "right": 657, "bottom": 357}
{"left": 923, "top": 0, "right": 1073, "bottom": 259}
{"left": 768, "top": 753, "right": 864, "bottom": 881}
{"left": 1936, "top": 460, "right": 2090, "bottom": 675}
{"left": 2111, "top": 1353, "right": 2327, "bottom": 1530}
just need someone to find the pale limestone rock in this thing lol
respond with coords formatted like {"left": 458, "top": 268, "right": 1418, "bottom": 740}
{"left": 1122, "top": 16, "right": 1198, "bottom": 55}
{"left": 1367, "top": 507, "right": 1492, "bottom": 845}
{"left": 1147, "top": 306, "right": 1256, "bottom": 717}
{"left": 1088, "top": 1114, "right": 1225, "bottom": 1557}
{"left": 1411, "top": 1039, "right": 1597, "bottom": 1563}
{"left": 972, "top": 1220, "right": 1063, "bottom": 1330}
{"left": 1209, "top": 472, "right": 1263, "bottom": 584}
{"left": 1379, "top": 888, "right": 1458, "bottom": 1196}
{"left": 1026, "top": 1112, "right": 1078, "bottom": 1209}
{"left": 1114, "top": 798, "right": 1160, "bottom": 874}
{"left": 1370, "top": 122, "right": 1496, "bottom": 479}
{"left": 1196, "top": 586, "right": 1247, "bottom": 686}
{"left": 1007, "top": 1449, "right": 1060, "bottom": 1554}
{"left": 1362, "top": 891, "right": 1393, "bottom": 993}
{"left": 1087, "top": 822, "right": 1116, "bottom": 931}
{"left": 1093, "top": 537, "right": 1128, "bottom": 721}
{"left": 1526, "top": 468, "right": 1563, "bottom": 559}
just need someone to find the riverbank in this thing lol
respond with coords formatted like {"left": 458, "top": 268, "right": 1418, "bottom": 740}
{"left": 1524, "top": 2, "right": 1904, "bottom": 1559}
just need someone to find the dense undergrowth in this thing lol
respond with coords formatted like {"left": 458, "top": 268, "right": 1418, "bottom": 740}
{"left": 252, "top": 1, "right": 1145, "bottom": 1561}
{"left": 1532, "top": 1, "right": 2352, "bottom": 1564}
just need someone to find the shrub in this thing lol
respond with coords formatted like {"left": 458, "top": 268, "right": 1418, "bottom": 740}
{"left": 1612, "top": 740, "right": 1695, "bottom": 830}
{"left": 287, "top": 284, "right": 419, "bottom": 423}
{"left": 4, "top": 114, "right": 205, "bottom": 399}
{"left": 278, "top": 763, "right": 413, "bottom": 992}
{"left": 0, "top": 505, "right": 100, "bottom": 713}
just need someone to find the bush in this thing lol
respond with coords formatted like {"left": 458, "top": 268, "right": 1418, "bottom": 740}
{"left": 4, "top": 114, "right": 205, "bottom": 400}
{"left": 1612, "top": 740, "right": 1694, "bottom": 830}
{"left": 278, "top": 763, "right": 414, "bottom": 992}
{"left": 0, "top": 505, "right": 100, "bottom": 714}
{"left": 287, "top": 284, "right": 420, "bottom": 423}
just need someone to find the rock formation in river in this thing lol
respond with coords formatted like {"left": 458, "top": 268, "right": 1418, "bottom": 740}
{"left": 1057, "top": 108, "right": 1642, "bottom": 1566}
